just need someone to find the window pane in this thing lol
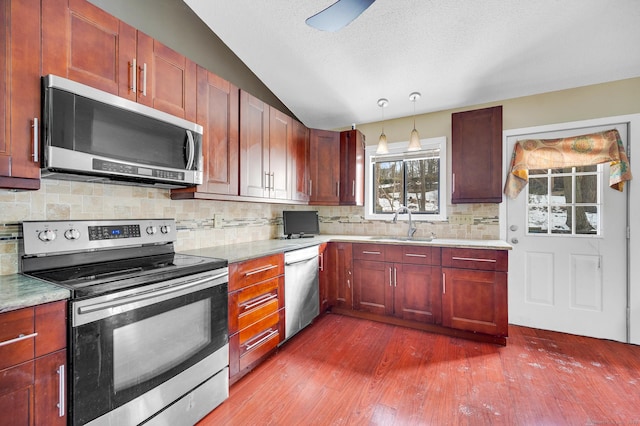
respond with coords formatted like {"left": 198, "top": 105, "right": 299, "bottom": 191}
{"left": 551, "top": 176, "right": 572, "bottom": 203}
{"left": 373, "top": 160, "right": 402, "bottom": 213}
{"left": 576, "top": 206, "right": 599, "bottom": 234}
{"left": 576, "top": 174, "right": 597, "bottom": 203}
{"left": 405, "top": 158, "right": 440, "bottom": 213}
{"left": 551, "top": 205, "right": 571, "bottom": 234}
{"left": 528, "top": 176, "right": 548, "bottom": 198}
{"left": 576, "top": 165, "right": 597, "bottom": 173}
{"left": 528, "top": 205, "right": 548, "bottom": 233}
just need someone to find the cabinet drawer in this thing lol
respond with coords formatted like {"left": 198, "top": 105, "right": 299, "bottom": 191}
{"left": 238, "top": 310, "right": 280, "bottom": 346}
{"left": 395, "top": 246, "right": 441, "bottom": 265}
{"left": 442, "top": 248, "right": 507, "bottom": 271}
{"left": 229, "top": 253, "right": 284, "bottom": 291}
{"left": 0, "top": 308, "right": 35, "bottom": 370}
{"left": 34, "top": 301, "right": 66, "bottom": 357}
{"left": 239, "top": 327, "right": 280, "bottom": 372}
{"left": 352, "top": 243, "right": 387, "bottom": 261}
{"left": 237, "top": 278, "right": 280, "bottom": 330}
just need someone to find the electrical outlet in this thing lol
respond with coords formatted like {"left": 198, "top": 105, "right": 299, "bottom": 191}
{"left": 449, "top": 214, "right": 474, "bottom": 225}
{"left": 213, "top": 214, "right": 223, "bottom": 229}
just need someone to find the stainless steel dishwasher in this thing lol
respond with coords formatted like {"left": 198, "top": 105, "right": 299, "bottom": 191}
{"left": 284, "top": 245, "right": 320, "bottom": 341}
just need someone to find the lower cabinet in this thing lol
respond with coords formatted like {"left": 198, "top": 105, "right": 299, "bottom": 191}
{"left": 228, "top": 254, "right": 284, "bottom": 383}
{"left": 318, "top": 243, "right": 330, "bottom": 313}
{"left": 0, "top": 301, "right": 67, "bottom": 426}
{"left": 327, "top": 242, "right": 353, "bottom": 309}
{"left": 442, "top": 248, "right": 508, "bottom": 337}
{"left": 352, "top": 244, "right": 442, "bottom": 324}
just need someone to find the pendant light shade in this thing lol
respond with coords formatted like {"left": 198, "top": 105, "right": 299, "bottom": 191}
{"left": 407, "top": 92, "right": 422, "bottom": 151}
{"left": 376, "top": 98, "right": 389, "bottom": 154}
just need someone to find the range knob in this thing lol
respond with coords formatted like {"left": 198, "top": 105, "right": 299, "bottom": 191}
{"left": 38, "top": 229, "right": 56, "bottom": 242}
{"left": 160, "top": 225, "right": 171, "bottom": 234}
{"left": 146, "top": 226, "right": 157, "bottom": 235}
{"left": 64, "top": 228, "right": 81, "bottom": 240}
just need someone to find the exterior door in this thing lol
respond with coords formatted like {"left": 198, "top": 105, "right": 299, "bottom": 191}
{"left": 505, "top": 122, "right": 628, "bottom": 342}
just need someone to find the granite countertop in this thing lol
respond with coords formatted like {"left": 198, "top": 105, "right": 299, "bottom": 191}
{"left": 0, "top": 274, "right": 70, "bottom": 313}
{"left": 2, "top": 235, "right": 510, "bottom": 312}
{"left": 182, "top": 234, "right": 512, "bottom": 264}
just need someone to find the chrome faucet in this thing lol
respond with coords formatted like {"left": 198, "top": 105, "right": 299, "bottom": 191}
{"left": 392, "top": 205, "right": 417, "bottom": 238}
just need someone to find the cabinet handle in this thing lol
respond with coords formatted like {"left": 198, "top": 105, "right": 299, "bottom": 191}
{"left": 352, "top": 180, "right": 355, "bottom": 197}
{"left": 32, "top": 118, "right": 39, "bottom": 163}
{"left": 271, "top": 172, "right": 275, "bottom": 191}
{"left": 319, "top": 253, "right": 324, "bottom": 271}
{"left": 244, "top": 328, "right": 278, "bottom": 351}
{"left": 57, "top": 364, "right": 65, "bottom": 417}
{"left": 347, "top": 278, "right": 350, "bottom": 289}
{"left": 405, "top": 253, "right": 427, "bottom": 258}
{"left": 394, "top": 267, "right": 397, "bottom": 287}
{"left": 241, "top": 292, "right": 278, "bottom": 310}
{"left": 141, "top": 62, "right": 147, "bottom": 96}
{"left": 309, "top": 179, "right": 313, "bottom": 197}
{"left": 336, "top": 181, "right": 340, "bottom": 197}
{"left": 442, "top": 272, "right": 446, "bottom": 294}
{"left": 389, "top": 267, "right": 392, "bottom": 287}
{"left": 130, "top": 58, "right": 137, "bottom": 93}
{"left": 452, "top": 173, "right": 455, "bottom": 194}
{"left": 0, "top": 332, "right": 38, "bottom": 347}
{"left": 264, "top": 172, "right": 270, "bottom": 190}
{"left": 362, "top": 251, "right": 381, "bottom": 255}
{"left": 452, "top": 256, "right": 496, "bottom": 263}
{"left": 245, "top": 264, "right": 278, "bottom": 276}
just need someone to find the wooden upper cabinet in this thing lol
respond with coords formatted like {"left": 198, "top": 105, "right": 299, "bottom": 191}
{"left": 339, "top": 129, "right": 365, "bottom": 206}
{"left": 42, "top": 0, "right": 196, "bottom": 121}
{"left": 239, "top": 90, "right": 270, "bottom": 198}
{"left": 172, "top": 67, "right": 239, "bottom": 197}
{"left": 268, "top": 106, "right": 290, "bottom": 200}
{"left": 451, "top": 105, "right": 503, "bottom": 203}
{"left": 0, "top": 0, "right": 41, "bottom": 190}
{"left": 309, "top": 129, "right": 340, "bottom": 205}
{"left": 289, "top": 119, "right": 310, "bottom": 202}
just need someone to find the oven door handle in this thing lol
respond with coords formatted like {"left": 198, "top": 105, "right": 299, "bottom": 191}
{"left": 74, "top": 270, "right": 228, "bottom": 325}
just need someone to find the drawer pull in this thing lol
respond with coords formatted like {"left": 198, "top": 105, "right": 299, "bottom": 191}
{"left": 245, "top": 264, "right": 279, "bottom": 276}
{"left": 244, "top": 328, "right": 278, "bottom": 351}
{"left": 405, "top": 253, "right": 427, "bottom": 258}
{"left": 57, "top": 364, "right": 65, "bottom": 417}
{"left": 451, "top": 256, "right": 496, "bottom": 263}
{"left": 0, "top": 332, "right": 38, "bottom": 347}
{"left": 362, "top": 251, "right": 381, "bottom": 255}
{"left": 241, "top": 293, "right": 278, "bottom": 310}
{"left": 442, "top": 272, "right": 446, "bottom": 294}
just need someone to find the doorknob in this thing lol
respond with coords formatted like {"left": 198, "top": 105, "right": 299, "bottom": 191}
{"left": 511, "top": 238, "right": 519, "bottom": 244}
{"left": 510, "top": 225, "right": 518, "bottom": 231}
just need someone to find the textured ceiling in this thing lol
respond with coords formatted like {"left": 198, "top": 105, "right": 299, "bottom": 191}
{"left": 183, "top": 0, "right": 640, "bottom": 130}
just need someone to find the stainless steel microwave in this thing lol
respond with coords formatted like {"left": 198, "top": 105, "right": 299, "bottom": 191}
{"left": 41, "top": 75, "right": 203, "bottom": 188}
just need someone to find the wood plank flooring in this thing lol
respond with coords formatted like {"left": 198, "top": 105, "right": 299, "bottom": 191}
{"left": 199, "top": 313, "right": 640, "bottom": 425}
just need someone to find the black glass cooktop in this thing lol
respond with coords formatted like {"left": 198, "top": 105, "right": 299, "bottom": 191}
{"left": 28, "top": 253, "right": 227, "bottom": 299}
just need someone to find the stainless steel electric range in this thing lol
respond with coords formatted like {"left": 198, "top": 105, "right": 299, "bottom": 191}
{"left": 20, "top": 219, "right": 229, "bottom": 426}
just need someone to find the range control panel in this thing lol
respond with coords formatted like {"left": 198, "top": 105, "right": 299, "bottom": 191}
{"left": 21, "top": 219, "right": 177, "bottom": 256}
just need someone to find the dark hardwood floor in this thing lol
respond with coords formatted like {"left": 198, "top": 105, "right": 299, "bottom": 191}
{"left": 199, "top": 313, "right": 640, "bottom": 425}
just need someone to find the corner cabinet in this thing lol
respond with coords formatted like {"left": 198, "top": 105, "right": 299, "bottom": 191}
{"left": 0, "top": 0, "right": 41, "bottom": 190}
{"left": 43, "top": 0, "right": 197, "bottom": 121}
{"left": 0, "top": 301, "right": 67, "bottom": 426}
{"left": 309, "top": 129, "right": 340, "bottom": 205}
{"left": 289, "top": 119, "right": 310, "bottom": 202}
{"left": 451, "top": 105, "right": 503, "bottom": 203}
{"left": 442, "top": 248, "right": 508, "bottom": 337}
{"left": 339, "top": 130, "right": 365, "bottom": 206}
{"left": 228, "top": 254, "right": 284, "bottom": 384}
{"left": 327, "top": 242, "right": 353, "bottom": 309}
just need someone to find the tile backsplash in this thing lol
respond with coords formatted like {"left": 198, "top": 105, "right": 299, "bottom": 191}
{"left": 0, "top": 179, "right": 499, "bottom": 275}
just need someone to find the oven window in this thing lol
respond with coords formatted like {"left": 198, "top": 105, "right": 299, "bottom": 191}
{"left": 113, "top": 299, "right": 211, "bottom": 392}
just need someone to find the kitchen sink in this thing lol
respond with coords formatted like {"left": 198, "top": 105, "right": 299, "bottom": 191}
{"left": 367, "top": 236, "right": 434, "bottom": 243}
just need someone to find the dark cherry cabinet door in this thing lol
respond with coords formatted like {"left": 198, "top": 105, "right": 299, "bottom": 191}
{"left": 239, "top": 90, "right": 270, "bottom": 197}
{"left": 451, "top": 105, "right": 503, "bottom": 203}
{"left": 353, "top": 259, "right": 393, "bottom": 316}
{"left": 318, "top": 243, "right": 330, "bottom": 313}
{"left": 42, "top": 0, "right": 136, "bottom": 98}
{"left": 268, "top": 106, "right": 290, "bottom": 200}
{"left": 0, "top": 0, "right": 41, "bottom": 190}
{"left": 290, "top": 120, "right": 310, "bottom": 202}
{"left": 394, "top": 264, "right": 442, "bottom": 324}
{"left": 34, "top": 350, "right": 66, "bottom": 426}
{"left": 328, "top": 242, "right": 353, "bottom": 309}
{"left": 309, "top": 129, "right": 340, "bottom": 205}
{"left": 339, "top": 129, "right": 365, "bottom": 206}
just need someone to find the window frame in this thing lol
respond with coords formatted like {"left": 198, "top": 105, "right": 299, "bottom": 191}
{"left": 364, "top": 137, "right": 448, "bottom": 221}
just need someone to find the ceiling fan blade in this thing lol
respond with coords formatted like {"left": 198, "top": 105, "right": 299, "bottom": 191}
{"left": 306, "top": 0, "right": 376, "bottom": 32}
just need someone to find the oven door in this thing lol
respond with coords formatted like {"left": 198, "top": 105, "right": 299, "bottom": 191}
{"left": 70, "top": 268, "right": 228, "bottom": 426}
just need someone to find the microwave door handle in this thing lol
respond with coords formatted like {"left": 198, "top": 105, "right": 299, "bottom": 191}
{"left": 185, "top": 130, "right": 195, "bottom": 170}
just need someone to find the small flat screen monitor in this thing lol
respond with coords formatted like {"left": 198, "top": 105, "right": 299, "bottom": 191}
{"left": 283, "top": 210, "right": 319, "bottom": 239}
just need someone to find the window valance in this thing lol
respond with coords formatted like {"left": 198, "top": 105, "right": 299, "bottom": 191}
{"left": 504, "top": 129, "right": 632, "bottom": 199}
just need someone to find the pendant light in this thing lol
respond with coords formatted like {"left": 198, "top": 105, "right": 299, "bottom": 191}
{"left": 376, "top": 98, "right": 389, "bottom": 154}
{"left": 407, "top": 91, "right": 422, "bottom": 151}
